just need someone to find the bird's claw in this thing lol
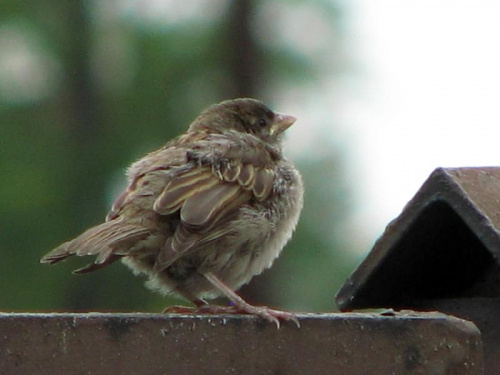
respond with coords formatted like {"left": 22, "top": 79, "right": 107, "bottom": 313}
{"left": 244, "top": 306, "right": 301, "bottom": 329}
{"left": 164, "top": 304, "right": 300, "bottom": 329}
{"left": 198, "top": 304, "right": 300, "bottom": 329}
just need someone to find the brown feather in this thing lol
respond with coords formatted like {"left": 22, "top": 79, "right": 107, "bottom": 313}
{"left": 41, "top": 220, "right": 151, "bottom": 273}
{"left": 151, "top": 160, "right": 263, "bottom": 271}
{"left": 171, "top": 224, "right": 197, "bottom": 252}
{"left": 153, "top": 169, "right": 218, "bottom": 215}
{"left": 66, "top": 222, "right": 149, "bottom": 256}
{"left": 153, "top": 185, "right": 252, "bottom": 272}
{"left": 207, "top": 188, "right": 253, "bottom": 226}
{"left": 253, "top": 169, "right": 274, "bottom": 201}
{"left": 40, "top": 242, "right": 71, "bottom": 264}
{"left": 161, "top": 191, "right": 252, "bottom": 269}
{"left": 154, "top": 238, "right": 176, "bottom": 272}
{"left": 237, "top": 164, "right": 255, "bottom": 187}
{"left": 180, "top": 183, "right": 241, "bottom": 226}
{"left": 220, "top": 163, "right": 241, "bottom": 182}
{"left": 154, "top": 224, "right": 238, "bottom": 272}
{"left": 106, "top": 185, "right": 135, "bottom": 221}
{"left": 73, "top": 252, "right": 119, "bottom": 274}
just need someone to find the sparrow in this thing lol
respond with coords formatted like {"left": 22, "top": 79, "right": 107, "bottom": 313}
{"left": 41, "top": 98, "right": 304, "bottom": 327}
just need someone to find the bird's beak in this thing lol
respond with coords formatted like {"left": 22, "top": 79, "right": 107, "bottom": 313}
{"left": 270, "top": 113, "right": 297, "bottom": 136}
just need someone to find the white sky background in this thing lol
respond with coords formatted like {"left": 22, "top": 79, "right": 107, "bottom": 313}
{"left": 324, "top": 0, "right": 500, "bottom": 251}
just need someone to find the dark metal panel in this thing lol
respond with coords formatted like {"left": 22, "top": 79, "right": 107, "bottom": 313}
{"left": 336, "top": 167, "right": 500, "bottom": 311}
{"left": 0, "top": 312, "right": 482, "bottom": 375}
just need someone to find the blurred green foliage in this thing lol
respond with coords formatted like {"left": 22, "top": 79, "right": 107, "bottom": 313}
{"left": 0, "top": 0, "right": 358, "bottom": 313}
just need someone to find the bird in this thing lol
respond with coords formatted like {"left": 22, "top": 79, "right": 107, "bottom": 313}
{"left": 41, "top": 98, "right": 304, "bottom": 327}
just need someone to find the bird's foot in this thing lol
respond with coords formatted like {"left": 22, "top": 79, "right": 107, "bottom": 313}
{"left": 163, "top": 305, "right": 198, "bottom": 313}
{"left": 196, "top": 303, "right": 299, "bottom": 329}
{"left": 232, "top": 304, "right": 300, "bottom": 329}
{"left": 164, "top": 303, "right": 299, "bottom": 328}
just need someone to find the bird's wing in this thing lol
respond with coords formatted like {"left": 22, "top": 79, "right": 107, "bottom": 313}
{"left": 106, "top": 146, "right": 188, "bottom": 222}
{"left": 42, "top": 134, "right": 276, "bottom": 274}
{"left": 152, "top": 162, "right": 275, "bottom": 272}
{"left": 41, "top": 145, "right": 188, "bottom": 273}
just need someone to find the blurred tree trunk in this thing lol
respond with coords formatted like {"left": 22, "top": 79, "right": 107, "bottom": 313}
{"left": 226, "top": 0, "right": 260, "bottom": 98}
{"left": 65, "top": 1, "right": 99, "bottom": 140}
{"left": 58, "top": 0, "right": 106, "bottom": 310}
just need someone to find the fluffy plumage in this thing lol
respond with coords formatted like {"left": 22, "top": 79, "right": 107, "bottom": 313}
{"left": 41, "top": 98, "right": 304, "bottom": 327}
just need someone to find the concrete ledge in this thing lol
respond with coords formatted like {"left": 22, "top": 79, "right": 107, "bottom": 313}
{"left": 0, "top": 311, "right": 482, "bottom": 375}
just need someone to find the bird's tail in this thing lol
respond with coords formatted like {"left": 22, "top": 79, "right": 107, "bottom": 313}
{"left": 41, "top": 219, "right": 151, "bottom": 274}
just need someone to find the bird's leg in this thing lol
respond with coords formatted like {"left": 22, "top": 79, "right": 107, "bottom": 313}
{"left": 201, "top": 272, "right": 300, "bottom": 328}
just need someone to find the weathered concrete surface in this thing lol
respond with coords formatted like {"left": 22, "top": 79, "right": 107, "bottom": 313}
{"left": 0, "top": 311, "right": 482, "bottom": 375}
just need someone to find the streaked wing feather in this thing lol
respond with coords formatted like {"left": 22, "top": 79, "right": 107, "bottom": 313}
{"left": 154, "top": 238, "right": 176, "bottom": 272}
{"left": 154, "top": 224, "right": 237, "bottom": 271}
{"left": 206, "top": 188, "right": 252, "bottom": 228}
{"left": 106, "top": 188, "right": 131, "bottom": 221}
{"left": 171, "top": 224, "right": 197, "bottom": 252}
{"left": 180, "top": 183, "right": 241, "bottom": 227}
{"left": 40, "top": 242, "right": 71, "bottom": 264}
{"left": 73, "top": 252, "right": 119, "bottom": 274}
{"left": 41, "top": 221, "right": 151, "bottom": 274}
{"left": 152, "top": 160, "right": 274, "bottom": 272}
{"left": 67, "top": 224, "right": 150, "bottom": 256}
{"left": 154, "top": 169, "right": 218, "bottom": 215}
{"left": 237, "top": 164, "right": 255, "bottom": 187}
{"left": 253, "top": 169, "right": 274, "bottom": 201}
{"left": 220, "top": 163, "right": 241, "bottom": 182}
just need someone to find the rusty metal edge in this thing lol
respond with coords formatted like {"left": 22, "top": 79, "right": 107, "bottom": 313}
{"left": 0, "top": 311, "right": 484, "bottom": 375}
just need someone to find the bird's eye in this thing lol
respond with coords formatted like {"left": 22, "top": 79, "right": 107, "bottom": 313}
{"left": 257, "top": 118, "right": 267, "bottom": 127}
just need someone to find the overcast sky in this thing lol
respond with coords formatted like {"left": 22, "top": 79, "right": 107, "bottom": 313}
{"left": 331, "top": 1, "right": 500, "bottom": 251}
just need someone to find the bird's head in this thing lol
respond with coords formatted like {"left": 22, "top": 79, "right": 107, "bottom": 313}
{"left": 190, "top": 98, "right": 297, "bottom": 144}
